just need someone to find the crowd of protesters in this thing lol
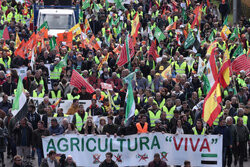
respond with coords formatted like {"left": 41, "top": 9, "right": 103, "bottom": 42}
{"left": 0, "top": 0, "right": 249, "bottom": 167}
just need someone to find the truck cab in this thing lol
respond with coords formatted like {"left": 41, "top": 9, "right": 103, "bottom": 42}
{"left": 33, "top": 4, "right": 79, "bottom": 36}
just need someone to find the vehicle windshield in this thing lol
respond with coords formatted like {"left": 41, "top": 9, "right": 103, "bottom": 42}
{"left": 39, "top": 13, "right": 75, "bottom": 29}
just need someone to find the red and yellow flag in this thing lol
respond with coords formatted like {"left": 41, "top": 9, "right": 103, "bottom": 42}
{"left": 219, "top": 49, "right": 231, "bottom": 88}
{"left": 131, "top": 12, "right": 140, "bottom": 38}
{"left": 221, "top": 25, "right": 231, "bottom": 41}
{"left": 51, "top": 98, "right": 62, "bottom": 110}
{"left": 202, "top": 80, "right": 222, "bottom": 126}
{"left": 97, "top": 53, "right": 109, "bottom": 71}
{"left": 15, "top": 32, "right": 21, "bottom": 49}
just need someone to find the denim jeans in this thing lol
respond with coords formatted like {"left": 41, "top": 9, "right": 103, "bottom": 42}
{"left": 36, "top": 148, "right": 44, "bottom": 166}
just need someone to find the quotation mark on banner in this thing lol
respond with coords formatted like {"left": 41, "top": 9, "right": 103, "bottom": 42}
{"left": 211, "top": 138, "right": 218, "bottom": 144}
{"left": 165, "top": 136, "right": 173, "bottom": 142}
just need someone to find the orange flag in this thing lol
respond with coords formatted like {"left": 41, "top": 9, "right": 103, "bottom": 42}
{"left": 57, "top": 31, "right": 73, "bottom": 48}
{"left": 26, "top": 32, "right": 37, "bottom": 51}
{"left": 89, "top": 35, "right": 100, "bottom": 50}
{"left": 36, "top": 27, "right": 48, "bottom": 41}
{"left": 14, "top": 39, "right": 26, "bottom": 59}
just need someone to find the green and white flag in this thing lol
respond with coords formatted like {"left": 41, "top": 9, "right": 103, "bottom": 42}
{"left": 49, "top": 36, "right": 56, "bottom": 50}
{"left": 105, "top": 0, "right": 109, "bottom": 11}
{"left": 93, "top": 2, "right": 100, "bottom": 13}
{"left": 208, "top": 31, "right": 214, "bottom": 42}
{"left": 12, "top": 78, "right": 27, "bottom": 117}
{"left": 37, "top": 21, "right": 49, "bottom": 31}
{"left": 55, "top": 54, "right": 68, "bottom": 69}
{"left": 229, "top": 28, "right": 238, "bottom": 41}
{"left": 82, "top": 0, "right": 90, "bottom": 10}
{"left": 197, "top": 56, "right": 205, "bottom": 76}
{"left": 123, "top": 70, "right": 137, "bottom": 126}
{"left": 154, "top": 26, "right": 166, "bottom": 42}
{"left": 233, "top": 44, "right": 243, "bottom": 58}
{"left": 184, "top": 32, "right": 195, "bottom": 49}
{"left": 114, "top": 0, "right": 126, "bottom": 10}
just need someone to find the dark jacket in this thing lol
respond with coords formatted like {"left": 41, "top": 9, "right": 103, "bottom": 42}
{"left": 49, "top": 124, "right": 64, "bottom": 135}
{"left": 0, "top": 127, "right": 7, "bottom": 152}
{"left": 2, "top": 82, "right": 17, "bottom": 96}
{"left": 32, "top": 128, "right": 50, "bottom": 149}
{"left": 99, "top": 160, "right": 118, "bottom": 167}
{"left": 0, "top": 101, "right": 12, "bottom": 114}
{"left": 213, "top": 125, "right": 232, "bottom": 147}
{"left": 13, "top": 123, "right": 33, "bottom": 147}
{"left": 236, "top": 125, "right": 249, "bottom": 142}
{"left": 26, "top": 112, "right": 41, "bottom": 130}
{"left": 40, "top": 158, "right": 60, "bottom": 167}
{"left": 102, "top": 124, "right": 118, "bottom": 135}
{"left": 148, "top": 160, "right": 168, "bottom": 167}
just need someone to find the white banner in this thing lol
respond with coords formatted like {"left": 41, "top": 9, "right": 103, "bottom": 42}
{"left": 42, "top": 133, "right": 222, "bottom": 167}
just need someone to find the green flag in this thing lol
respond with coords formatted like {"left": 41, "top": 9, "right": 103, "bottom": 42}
{"left": 223, "top": 16, "right": 228, "bottom": 26}
{"left": 181, "top": 8, "right": 187, "bottom": 22}
{"left": 114, "top": 0, "right": 126, "bottom": 10}
{"left": 55, "top": 54, "right": 68, "bottom": 69}
{"left": 49, "top": 36, "right": 57, "bottom": 50}
{"left": 82, "top": 0, "right": 90, "bottom": 10}
{"left": 202, "top": 74, "right": 210, "bottom": 95}
{"left": 93, "top": 2, "right": 100, "bottom": 12}
{"left": 105, "top": 0, "right": 109, "bottom": 11}
{"left": 208, "top": 31, "right": 214, "bottom": 42}
{"left": 37, "top": 21, "right": 49, "bottom": 31}
{"left": 184, "top": 32, "right": 195, "bottom": 49}
{"left": 233, "top": 44, "right": 243, "bottom": 58}
{"left": 116, "top": 22, "right": 123, "bottom": 35}
{"left": 229, "top": 28, "right": 238, "bottom": 41}
{"left": 114, "top": 17, "right": 120, "bottom": 26}
{"left": 154, "top": 26, "right": 166, "bottom": 42}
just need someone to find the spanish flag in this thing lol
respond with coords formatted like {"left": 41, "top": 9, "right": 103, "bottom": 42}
{"left": 131, "top": 12, "right": 140, "bottom": 38}
{"left": 202, "top": 80, "right": 222, "bottom": 126}
{"left": 83, "top": 18, "right": 91, "bottom": 34}
{"left": 219, "top": 49, "right": 231, "bottom": 88}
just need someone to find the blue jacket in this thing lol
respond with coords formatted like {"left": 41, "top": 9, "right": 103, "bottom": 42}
{"left": 213, "top": 125, "right": 232, "bottom": 147}
{"left": 49, "top": 124, "right": 64, "bottom": 135}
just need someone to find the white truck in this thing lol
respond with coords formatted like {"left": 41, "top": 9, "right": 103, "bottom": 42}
{"left": 32, "top": 4, "right": 80, "bottom": 36}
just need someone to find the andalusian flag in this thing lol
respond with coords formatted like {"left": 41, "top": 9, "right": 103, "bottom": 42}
{"left": 154, "top": 26, "right": 166, "bottom": 42}
{"left": 219, "top": 49, "right": 231, "bottom": 88}
{"left": 49, "top": 36, "right": 57, "bottom": 50}
{"left": 221, "top": 25, "right": 231, "bottom": 41}
{"left": 82, "top": 0, "right": 90, "bottom": 9}
{"left": 229, "top": 28, "right": 239, "bottom": 41}
{"left": 123, "top": 70, "right": 137, "bottom": 126}
{"left": 37, "top": 21, "right": 49, "bottom": 31}
{"left": 55, "top": 54, "right": 68, "bottom": 69}
{"left": 131, "top": 12, "right": 140, "bottom": 37}
{"left": 12, "top": 78, "right": 27, "bottom": 117}
{"left": 202, "top": 81, "right": 222, "bottom": 126}
{"left": 114, "top": 0, "right": 126, "bottom": 10}
{"left": 197, "top": 56, "right": 205, "bottom": 76}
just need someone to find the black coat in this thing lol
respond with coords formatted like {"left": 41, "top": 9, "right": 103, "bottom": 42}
{"left": 13, "top": 124, "right": 33, "bottom": 147}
